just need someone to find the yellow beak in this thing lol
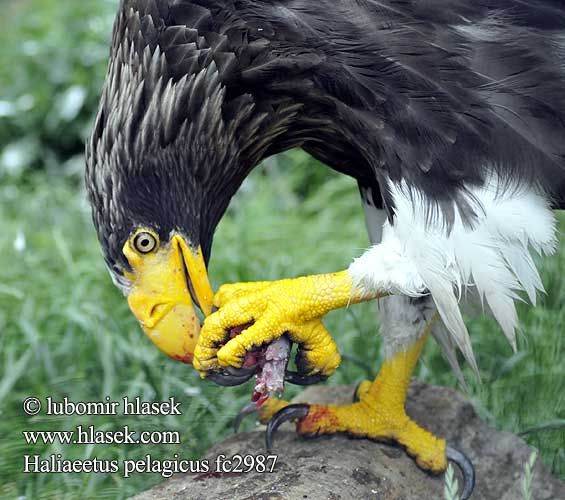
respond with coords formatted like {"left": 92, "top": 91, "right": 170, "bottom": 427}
{"left": 123, "top": 234, "right": 214, "bottom": 365}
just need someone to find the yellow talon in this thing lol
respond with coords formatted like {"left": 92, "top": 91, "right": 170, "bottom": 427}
{"left": 195, "top": 271, "right": 381, "bottom": 375}
{"left": 301, "top": 323, "right": 447, "bottom": 472}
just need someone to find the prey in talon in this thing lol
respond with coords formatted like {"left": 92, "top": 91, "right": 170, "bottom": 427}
{"left": 250, "top": 335, "right": 291, "bottom": 407}
{"left": 208, "top": 319, "right": 324, "bottom": 408}
{"left": 211, "top": 322, "right": 293, "bottom": 408}
{"left": 88, "top": 2, "right": 565, "bottom": 500}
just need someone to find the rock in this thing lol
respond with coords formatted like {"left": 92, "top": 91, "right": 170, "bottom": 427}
{"left": 133, "top": 381, "right": 564, "bottom": 500}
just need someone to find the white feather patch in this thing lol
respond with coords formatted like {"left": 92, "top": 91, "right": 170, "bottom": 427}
{"left": 349, "top": 176, "right": 557, "bottom": 375}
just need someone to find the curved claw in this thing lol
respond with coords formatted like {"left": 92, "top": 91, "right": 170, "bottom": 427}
{"left": 265, "top": 403, "right": 310, "bottom": 452}
{"left": 446, "top": 445, "right": 475, "bottom": 500}
{"left": 284, "top": 371, "right": 328, "bottom": 386}
{"left": 352, "top": 380, "right": 363, "bottom": 402}
{"left": 233, "top": 402, "right": 258, "bottom": 433}
{"left": 206, "top": 365, "right": 257, "bottom": 387}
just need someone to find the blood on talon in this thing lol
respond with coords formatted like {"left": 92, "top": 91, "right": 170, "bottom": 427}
{"left": 225, "top": 322, "right": 292, "bottom": 402}
{"left": 226, "top": 322, "right": 260, "bottom": 368}
{"left": 299, "top": 405, "right": 339, "bottom": 430}
{"left": 252, "top": 391, "right": 269, "bottom": 408}
{"left": 229, "top": 322, "right": 253, "bottom": 338}
{"left": 243, "top": 352, "right": 260, "bottom": 367}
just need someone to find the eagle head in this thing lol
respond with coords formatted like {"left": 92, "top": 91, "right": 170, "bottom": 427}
{"left": 85, "top": 7, "right": 251, "bottom": 365}
{"left": 85, "top": 2, "right": 301, "bottom": 365}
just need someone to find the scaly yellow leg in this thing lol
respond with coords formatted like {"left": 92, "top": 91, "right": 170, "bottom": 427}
{"left": 194, "top": 271, "right": 381, "bottom": 375}
{"left": 259, "top": 318, "right": 446, "bottom": 473}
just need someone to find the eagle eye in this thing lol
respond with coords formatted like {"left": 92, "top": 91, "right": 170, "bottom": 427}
{"left": 132, "top": 231, "right": 159, "bottom": 254}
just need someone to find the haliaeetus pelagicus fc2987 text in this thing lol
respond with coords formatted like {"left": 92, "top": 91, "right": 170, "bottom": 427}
{"left": 86, "top": 1, "right": 565, "bottom": 498}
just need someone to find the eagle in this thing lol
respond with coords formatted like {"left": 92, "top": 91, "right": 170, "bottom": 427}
{"left": 86, "top": 1, "right": 565, "bottom": 498}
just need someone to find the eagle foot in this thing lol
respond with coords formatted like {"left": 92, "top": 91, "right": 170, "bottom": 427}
{"left": 267, "top": 399, "right": 448, "bottom": 471}
{"left": 194, "top": 273, "right": 359, "bottom": 377}
{"left": 264, "top": 400, "right": 474, "bottom": 500}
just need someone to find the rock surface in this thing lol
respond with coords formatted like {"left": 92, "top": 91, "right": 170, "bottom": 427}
{"left": 134, "top": 381, "right": 564, "bottom": 500}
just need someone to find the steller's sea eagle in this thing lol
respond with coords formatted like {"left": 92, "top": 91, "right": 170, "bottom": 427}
{"left": 86, "top": 1, "right": 565, "bottom": 497}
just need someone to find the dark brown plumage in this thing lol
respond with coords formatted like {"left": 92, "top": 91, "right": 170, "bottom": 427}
{"left": 86, "top": 0, "right": 565, "bottom": 281}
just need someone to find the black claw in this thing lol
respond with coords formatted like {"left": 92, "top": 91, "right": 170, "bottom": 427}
{"left": 226, "top": 365, "right": 257, "bottom": 376}
{"left": 233, "top": 402, "right": 258, "bottom": 433}
{"left": 446, "top": 445, "right": 475, "bottom": 500}
{"left": 284, "top": 370, "right": 328, "bottom": 386}
{"left": 206, "top": 365, "right": 257, "bottom": 386}
{"left": 265, "top": 404, "right": 310, "bottom": 452}
{"left": 352, "top": 380, "right": 364, "bottom": 402}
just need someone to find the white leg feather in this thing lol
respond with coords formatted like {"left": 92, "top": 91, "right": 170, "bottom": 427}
{"left": 351, "top": 176, "right": 557, "bottom": 376}
{"left": 359, "top": 196, "right": 466, "bottom": 384}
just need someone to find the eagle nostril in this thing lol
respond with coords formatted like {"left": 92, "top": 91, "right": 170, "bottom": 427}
{"left": 146, "top": 302, "right": 172, "bottom": 327}
{"left": 150, "top": 303, "right": 167, "bottom": 317}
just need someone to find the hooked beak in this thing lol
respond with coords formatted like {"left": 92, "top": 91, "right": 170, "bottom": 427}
{"left": 124, "top": 234, "right": 214, "bottom": 364}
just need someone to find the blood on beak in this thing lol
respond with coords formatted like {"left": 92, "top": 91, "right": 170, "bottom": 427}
{"left": 123, "top": 234, "right": 213, "bottom": 364}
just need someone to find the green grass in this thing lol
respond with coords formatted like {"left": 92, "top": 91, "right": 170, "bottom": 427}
{"left": 0, "top": 152, "right": 563, "bottom": 499}
{"left": 0, "top": 0, "right": 116, "bottom": 176}
{"left": 1, "top": 0, "right": 563, "bottom": 498}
